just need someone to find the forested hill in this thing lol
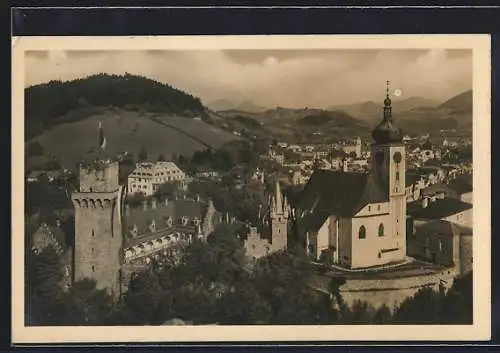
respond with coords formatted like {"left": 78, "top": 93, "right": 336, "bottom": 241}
{"left": 25, "top": 73, "right": 207, "bottom": 138}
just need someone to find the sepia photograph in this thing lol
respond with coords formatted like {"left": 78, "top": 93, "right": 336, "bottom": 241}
{"left": 12, "top": 35, "right": 491, "bottom": 343}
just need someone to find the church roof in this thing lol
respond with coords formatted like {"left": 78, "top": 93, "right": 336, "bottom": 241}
{"left": 407, "top": 197, "right": 472, "bottom": 220}
{"left": 297, "top": 170, "right": 389, "bottom": 221}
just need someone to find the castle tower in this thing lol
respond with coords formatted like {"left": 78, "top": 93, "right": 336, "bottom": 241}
{"left": 71, "top": 160, "right": 125, "bottom": 300}
{"left": 370, "top": 81, "right": 407, "bottom": 260}
{"left": 270, "top": 178, "right": 288, "bottom": 252}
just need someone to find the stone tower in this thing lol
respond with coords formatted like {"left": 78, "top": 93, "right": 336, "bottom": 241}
{"left": 370, "top": 81, "right": 407, "bottom": 261}
{"left": 71, "top": 160, "right": 125, "bottom": 299}
{"left": 270, "top": 178, "right": 288, "bottom": 252}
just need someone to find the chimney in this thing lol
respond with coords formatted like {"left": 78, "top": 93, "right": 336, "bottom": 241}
{"left": 196, "top": 194, "right": 200, "bottom": 202}
{"left": 142, "top": 199, "right": 148, "bottom": 211}
{"left": 152, "top": 198, "right": 157, "bottom": 209}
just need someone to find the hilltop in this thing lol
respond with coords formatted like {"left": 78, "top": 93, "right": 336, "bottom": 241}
{"left": 24, "top": 74, "right": 238, "bottom": 171}
{"left": 207, "top": 99, "right": 267, "bottom": 113}
{"left": 329, "top": 91, "right": 472, "bottom": 135}
{"left": 25, "top": 73, "right": 207, "bottom": 139}
{"left": 213, "top": 107, "right": 370, "bottom": 144}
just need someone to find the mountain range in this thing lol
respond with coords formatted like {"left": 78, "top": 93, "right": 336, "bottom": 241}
{"left": 206, "top": 99, "right": 267, "bottom": 113}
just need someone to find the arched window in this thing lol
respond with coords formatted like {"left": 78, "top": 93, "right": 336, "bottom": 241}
{"left": 378, "top": 223, "right": 384, "bottom": 237}
{"left": 396, "top": 171, "right": 400, "bottom": 182}
{"left": 358, "top": 225, "right": 366, "bottom": 239}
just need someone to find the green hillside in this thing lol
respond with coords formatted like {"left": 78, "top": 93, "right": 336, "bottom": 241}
{"left": 26, "top": 108, "right": 237, "bottom": 171}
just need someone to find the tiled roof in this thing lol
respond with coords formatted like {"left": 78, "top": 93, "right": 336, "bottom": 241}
{"left": 421, "top": 183, "right": 458, "bottom": 198}
{"left": 32, "top": 223, "right": 67, "bottom": 254}
{"left": 407, "top": 197, "right": 472, "bottom": 220}
{"left": 447, "top": 174, "right": 473, "bottom": 194}
{"left": 125, "top": 198, "right": 206, "bottom": 235}
{"left": 297, "top": 170, "right": 388, "bottom": 218}
{"left": 415, "top": 219, "right": 472, "bottom": 237}
{"left": 330, "top": 149, "right": 348, "bottom": 158}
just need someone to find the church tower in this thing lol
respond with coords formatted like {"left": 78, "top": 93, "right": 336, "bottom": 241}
{"left": 270, "top": 178, "right": 288, "bottom": 252}
{"left": 370, "top": 81, "right": 407, "bottom": 260}
{"left": 71, "top": 123, "right": 125, "bottom": 299}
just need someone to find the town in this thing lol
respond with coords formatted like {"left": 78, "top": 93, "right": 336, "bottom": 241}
{"left": 25, "top": 79, "right": 473, "bottom": 326}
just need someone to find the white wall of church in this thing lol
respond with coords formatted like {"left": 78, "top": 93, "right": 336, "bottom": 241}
{"left": 350, "top": 213, "right": 400, "bottom": 269}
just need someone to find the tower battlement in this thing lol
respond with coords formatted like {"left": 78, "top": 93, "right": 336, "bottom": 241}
{"left": 79, "top": 160, "right": 119, "bottom": 192}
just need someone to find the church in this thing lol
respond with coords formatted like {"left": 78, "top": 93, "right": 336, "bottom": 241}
{"left": 295, "top": 83, "right": 407, "bottom": 269}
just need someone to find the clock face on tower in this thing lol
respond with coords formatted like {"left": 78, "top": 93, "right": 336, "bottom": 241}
{"left": 393, "top": 152, "right": 402, "bottom": 164}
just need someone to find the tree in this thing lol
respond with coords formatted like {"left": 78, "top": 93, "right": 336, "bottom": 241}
{"left": 27, "top": 245, "right": 63, "bottom": 325}
{"left": 154, "top": 181, "right": 180, "bottom": 201}
{"left": 393, "top": 287, "right": 444, "bottom": 324}
{"left": 122, "top": 270, "right": 162, "bottom": 324}
{"left": 158, "top": 154, "right": 166, "bottom": 162}
{"left": 56, "top": 279, "right": 114, "bottom": 325}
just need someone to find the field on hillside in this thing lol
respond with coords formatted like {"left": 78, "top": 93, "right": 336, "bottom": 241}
{"left": 26, "top": 109, "right": 238, "bottom": 171}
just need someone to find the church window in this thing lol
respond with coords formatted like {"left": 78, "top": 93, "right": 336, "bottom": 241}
{"left": 92, "top": 230, "right": 95, "bottom": 237}
{"left": 91, "top": 265, "right": 95, "bottom": 272}
{"left": 377, "top": 205, "right": 381, "bottom": 211}
{"left": 91, "top": 248, "right": 94, "bottom": 254}
{"left": 396, "top": 171, "right": 400, "bottom": 181}
{"left": 368, "top": 206, "right": 371, "bottom": 212}
{"left": 358, "top": 226, "right": 366, "bottom": 239}
{"left": 378, "top": 224, "right": 384, "bottom": 237}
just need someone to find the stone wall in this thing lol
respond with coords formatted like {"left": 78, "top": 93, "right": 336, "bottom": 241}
{"left": 339, "top": 268, "right": 458, "bottom": 312}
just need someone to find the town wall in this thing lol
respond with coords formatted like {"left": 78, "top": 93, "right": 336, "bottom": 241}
{"left": 339, "top": 268, "right": 458, "bottom": 312}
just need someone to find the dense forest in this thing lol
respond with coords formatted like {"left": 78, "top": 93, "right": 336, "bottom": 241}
{"left": 25, "top": 73, "right": 206, "bottom": 139}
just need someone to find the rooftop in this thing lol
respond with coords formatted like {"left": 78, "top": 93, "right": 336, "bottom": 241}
{"left": 415, "top": 219, "right": 473, "bottom": 237}
{"left": 447, "top": 174, "right": 473, "bottom": 194}
{"left": 297, "top": 170, "right": 388, "bottom": 223}
{"left": 407, "top": 197, "right": 472, "bottom": 220}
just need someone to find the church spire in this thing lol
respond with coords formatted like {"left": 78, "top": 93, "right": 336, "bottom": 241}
{"left": 383, "top": 80, "right": 393, "bottom": 122}
{"left": 371, "top": 80, "right": 403, "bottom": 144}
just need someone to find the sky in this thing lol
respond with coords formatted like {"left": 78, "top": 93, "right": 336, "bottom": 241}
{"left": 25, "top": 49, "right": 472, "bottom": 109}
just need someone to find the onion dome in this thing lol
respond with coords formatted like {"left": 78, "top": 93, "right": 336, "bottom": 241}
{"left": 371, "top": 81, "right": 403, "bottom": 144}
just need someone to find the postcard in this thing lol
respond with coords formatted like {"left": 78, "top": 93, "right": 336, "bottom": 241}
{"left": 12, "top": 34, "right": 491, "bottom": 343}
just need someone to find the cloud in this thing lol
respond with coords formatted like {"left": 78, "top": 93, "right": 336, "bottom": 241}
{"left": 25, "top": 49, "right": 472, "bottom": 108}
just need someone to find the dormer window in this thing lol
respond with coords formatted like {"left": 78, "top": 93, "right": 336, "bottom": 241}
{"left": 181, "top": 216, "right": 189, "bottom": 226}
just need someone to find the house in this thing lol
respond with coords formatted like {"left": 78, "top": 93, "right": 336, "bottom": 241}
{"left": 447, "top": 174, "right": 473, "bottom": 204}
{"left": 407, "top": 220, "right": 472, "bottom": 276}
{"left": 127, "top": 161, "right": 186, "bottom": 196}
{"left": 407, "top": 196, "right": 473, "bottom": 229}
